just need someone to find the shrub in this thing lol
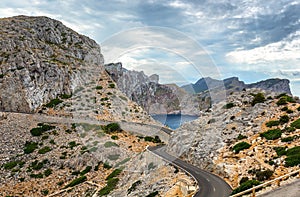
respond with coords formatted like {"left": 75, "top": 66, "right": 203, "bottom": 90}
{"left": 41, "top": 189, "right": 49, "bottom": 196}
{"left": 38, "top": 146, "right": 52, "bottom": 154}
{"left": 251, "top": 93, "right": 265, "bottom": 106}
{"left": 98, "top": 178, "right": 119, "bottom": 196}
{"left": 281, "top": 106, "right": 288, "bottom": 111}
{"left": 104, "top": 141, "right": 119, "bottom": 148}
{"left": 96, "top": 86, "right": 103, "bottom": 90}
{"left": 45, "top": 98, "right": 63, "bottom": 108}
{"left": 24, "top": 141, "right": 38, "bottom": 154}
{"left": 265, "top": 120, "right": 280, "bottom": 127}
{"left": 106, "top": 169, "right": 122, "bottom": 180}
{"left": 108, "top": 154, "right": 120, "bottom": 161}
{"left": 3, "top": 161, "right": 22, "bottom": 170}
{"left": 255, "top": 169, "right": 273, "bottom": 181}
{"left": 30, "top": 124, "right": 55, "bottom": 136}
{"left": 108, "top": 83, "right": 115, "bottom": 88}
{"left": 237, "top": 134, "right": 247, "bottom": 140}
{"left": 68, "top": 141, "right": 78, "bottom": 149}
{"left": 274, "top": 147, "right": 287, "bottom": 156}
{"left": 284, "top": 127, "right": 296, "bottom": 133}
{"left": 297, "top": 106, "right": 300, "bottom": 111}
{"left": 30, "top": 173, "right": 44, "bottom": 178}
{"left": 260, "top": 129, "right": 282, "bottom": 140}
{"left": 31, "top": 160, "right": 47, "bottom": 170}
{"left": 287, "top": 109, "right": 294, "bottom": 114}
{"left": 128, "top": 180, "right": 142, "bottom": 194}
{"left": 44, "top": 169, "right": 52, "bottom": 177}
{"left": 281, "top": 136, "right": 294, "bottom": 142}
{"left": 291, "top": 118, "right": 300, "bottom": 129}
{"left": 239, "top": 177, "right": 249, "bottom": 185}
{"left": 276, "top": 97, "right": 288, "bottom": 106}
{"left": 144, "top": 136, "right": 162, "bottom": 143}
{"left": 60, "top": 94, "right": 72, "bottom": 99}
{"left": 103, "top": 162, "right": 112, "bottom": 169}
{"left": 232, "top": 142, "right": 251, "bottom": 153}
{"left": 223, "top": 102, "right": 235, "bottom": 109}
{"left": 231, "top": 180, "right": 261, "bottom": 195}
{"left": 145, "top": 191, "right": 159, "bottom": 197}
{"left": 80, "top": 166, "right": 92, "bottom": 176}
{"left": 103, "top": 123, "right": 121, "bottom": 133}
{"left": 279, "top": 115, "right": 289, "bottom": 124}
{"left": 111, "top": 135, "right": 119, "bottom": 140}
{"left": 64, "top": 176, "right": 87, "bottom": 188}
{"left": 284, "top": 147, "right": 300, "bottom": 167}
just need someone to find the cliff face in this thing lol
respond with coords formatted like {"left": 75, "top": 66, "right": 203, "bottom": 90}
{"left": 0, "top": 15, "right": 104, "bottom": 112}
{"left": 181, "top": 77, "right": 291, "bottom": 95}
{"left": 105, "top": 63, "right": 211, "bottom": 115}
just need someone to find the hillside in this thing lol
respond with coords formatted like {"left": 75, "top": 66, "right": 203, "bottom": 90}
{"left": 167, "top": 90, "right": 300, "bottom": 194}
{"left": 0, "top": 16, "right": 195, "bottom": 197}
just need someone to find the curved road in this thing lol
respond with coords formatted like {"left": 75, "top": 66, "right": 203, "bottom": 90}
{"left": 148, "top": 145, "right": 232, "bottom": 197}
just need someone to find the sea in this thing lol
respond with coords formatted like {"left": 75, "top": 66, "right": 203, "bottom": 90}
{"left": 151, "top": 114, "right": 199, "bottom": 130}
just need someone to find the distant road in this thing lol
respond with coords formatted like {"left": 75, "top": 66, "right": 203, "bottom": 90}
{"left": 148, "top": 145, "right": 232, "bottom": 197}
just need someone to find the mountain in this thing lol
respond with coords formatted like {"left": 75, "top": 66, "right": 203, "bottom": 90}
{"left": 181, "top": 77, "right": 291, "bottom": 95}
{"left": 105, "top": 62, "right": 211, "bottom": 115}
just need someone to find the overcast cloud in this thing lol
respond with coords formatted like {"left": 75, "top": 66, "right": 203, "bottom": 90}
{"left": 0, "top": 0, "right": 299, "bottom": 95}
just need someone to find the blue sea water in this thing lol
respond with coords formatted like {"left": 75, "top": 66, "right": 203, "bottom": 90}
{"left": 151, "top": 114, "right": 199, "bottom": 130}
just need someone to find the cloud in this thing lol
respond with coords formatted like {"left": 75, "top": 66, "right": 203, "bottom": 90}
{"left": 226, "top": 31, "right": 300, "bottom": 64}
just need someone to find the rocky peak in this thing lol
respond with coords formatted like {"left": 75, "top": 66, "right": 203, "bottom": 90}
{"left": 246, "top": 78, "right": 292, "bottom": 95}
{"left": 0, "top": 15, "right": 104, "bottom": 112}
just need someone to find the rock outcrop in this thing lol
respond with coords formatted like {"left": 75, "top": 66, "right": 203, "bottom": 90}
{"left": 105, "top": 62, "right": 211, "bottom": 115}
{"left": 0, "top": 15, "right": 104, "bottom": 113}
{"left": 181, "top": 77, "right": 292, "bottom": 95}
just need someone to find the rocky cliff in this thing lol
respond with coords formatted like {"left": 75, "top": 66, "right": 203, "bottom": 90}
{"left": 181, "top": 77, "right": 292, "bottom": 95}
{"left": 0, "top": 15, "right": 104, "bottom": 113}
{"left": 105, "top": 62, "right": 211, "bottom": 115}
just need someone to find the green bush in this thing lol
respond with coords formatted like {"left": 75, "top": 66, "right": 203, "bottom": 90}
{"left": 223, "top": 102, "right": 235, "bottom": 109}
{"left": 3, "top": 161, "right": 23, "bottom": 170}
{"left": 68, "top": 141, "right": 78, "bottom": 149}
{"left": 285, "top": 147, "right": 300, "bottom": 167}
{"left": 80, "top": 166, "right": 92, "bottom": 176}
{"left": 276, "top": 97, "right": 288, "bottom": 106}
{"left": 291, "top": 118, "right": 300, "bottom": 129}
{"left": 144, "top": 136, "right": 162, "bottom": 143}
{"left": 24, "top": 141, "right": 38, "bottom": 154}
{"left": 260, "top": 129, "right": 282, "bottom": 140}
{"left": 45, "top": 98, "right": 63, "bottom": 108}
{"left": 98, "top": 178, "right": 119, "bottom": 196}
{"left": 38, "top": 146, "right": 52, "bottom": 154}
{"left": 108, "top": 154, "right": 120, "bottom": 161}
{"left": 111, "top": 135, "right": 119, "bottom": 140}
{"left": 287, "top": 109, "right": 294, "bottom": 114}
{"left": 104, "top": 141, "right": 119, "bottom": 148}
{"left": 41, "top": 189, "right": 49, "bottom": 196}
{"left": 96, "top": 86, "right": 103, "bottom": 90}
{"left": 251, "top": 93, "right": 265, "bottom": 106}
{"left": 237, "top": 134, "right": 247, "bottom": 140}
{"left": 30, "top": 173, "right": 44, "bottom": 178}
{"left": 284, "top": 127, "right": 296, "bottom": 133}
{"left": 286, "top": 146, "right": 300, "bottom": 156}
{"left": 145, "top": 191, "right": 159, "bottom": 197}
{"left": 255, "top": 169, "right": 273, "bottom": 181}
{"left": 30, "top": 124, "right": 55, "bottom": 136}
{"left": 279, "top": 115, "right": 289, "bottom": 124}
{"left": 103, "top": 123, "right": 121, "bottom": 133}
{"left": 64, "top": 176, "right": 87, "bottom": 188}
{"left": 281, "top": 106, "right": 288, "bottom": 111}
{"left": 60, "top": 94, "right": 72, "bottom": 99}
{"left": 231, "top": 180, "right": 261, "bottom": 195}
{"left": 265, "top": 120, "right": 280, "bottom": 127}
{"left": 103, "top": 162, "right": 112, "bottom": 169}
{"left": 297, "top": 106, "right": 300, "bottom": 111}
{"left": 106, "top": 169, "right": 122, "bottom": 180}
{"left": 232, "top": 142, "right": 251, "bottom": 153}
{"left": 44, "top": 169, "right": 52, "bottom": 177}
{"left": 30, "top": 160, "right": 47, "bottom": 170}
{"left": 128, "top": 180, "right": 142, "bottom": 194}
{"left": 108, "top": 83, "right": 115, "bottom": 88}
{"left": 274, "top": 147, "right": 287, "bottom": 156}
{"left": 281, "top": 136, "right": 294, "bottom": 142}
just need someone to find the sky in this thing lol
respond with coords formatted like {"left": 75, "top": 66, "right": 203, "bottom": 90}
{"left": 0, "top": 0, "right": 300, "bottom": 95}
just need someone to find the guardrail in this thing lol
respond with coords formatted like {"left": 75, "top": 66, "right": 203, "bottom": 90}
{"left": 230, "top": 169, "right": 300, "bottom": 197}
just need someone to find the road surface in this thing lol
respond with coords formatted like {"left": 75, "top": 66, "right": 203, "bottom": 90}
{"left": 148, "top": 145, "right": 232, "bottom": 197}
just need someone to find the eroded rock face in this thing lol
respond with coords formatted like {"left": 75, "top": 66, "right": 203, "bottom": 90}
{"left": 0, "top": 15, "right": 104, "bottom": 112}
{"left": 105, "top": 62, "right": 211, "bottom": 115}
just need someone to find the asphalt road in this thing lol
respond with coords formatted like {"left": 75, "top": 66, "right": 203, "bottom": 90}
{"left": 148, "top": 145, "right": 232, "bottom": 197}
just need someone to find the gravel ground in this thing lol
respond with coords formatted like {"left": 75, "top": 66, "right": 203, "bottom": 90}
{"left": 258, "top": 179, "right": 300, "bottom": 197}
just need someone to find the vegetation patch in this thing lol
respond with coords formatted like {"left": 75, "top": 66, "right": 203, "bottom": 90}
{"left": 30, "top": 123, "right": 55, "bottom": 136}
{"left": 64, "top": 176, "right": 87, "bottom": 188}
{"left": 279, "top": 115, "right": 289, "bottom": 124}
{"left": 3, "top": 160, "right": 24, "bottom": 170}
{"left": 24, "top": 141, "right": 38, "bottom": 154}
{"left": 232, "top": 142, "right": 251, "bottom": 153}
{"left": 60, "top": 94, "right": 72, "bottom": 99}
{"left": 98, "top": 178, "right": 119, "bottom": 196}
{"left": 145, "top": 191, "right": 159, "bottom": 197}
{"left": 223, "top": 102, "right": 235, "bottom": 109}
{"left": 291, "top": 118, "right": 300, "bottom": 129}
{"left": 260, "top": 129, "right": 282, "bottom": 140}
{"left": 231, "top": 180, "right": 261, "bottom": 195}
{"left": 127, "top": 180, "right": 142, "bottom": 194}
{"left": 45, "top": 98, "right": 63, "bottom": 108}
{"left": 106, "top": 169, "right": 122, "bottom": 180}
{"left": 144, "top": 136, "right": 162, "bottom": 143}
{"left": 274, "top": 146, "right": 287, "bottom": 156}
{"left": 104, "top": 141, "right": 119, "bottom": 148}
{"left": 80, "top": 166, "right": 92, "bottom": 176}
{"left": 281, "top": 136, "right": 294, "bottom": 142}
{"left": 265, "top": 120, "right": 280, "bottom": 127}
{"left": 251, "top": 93, "right": 265, "bottom": 106}
{"left": 255, "top": 169, "right": 273, "bottom": 181}
{"left": 285, "top": 146, "right": 300, "bottom": 167}
{"left": 103, "top": 123, "right": 121, "bottom": 134}
{"left": 38, "top": 146, "right": 52, "bottom": 154}
{"left": 107, "top": 154, "right": 120, "bottom": 161}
